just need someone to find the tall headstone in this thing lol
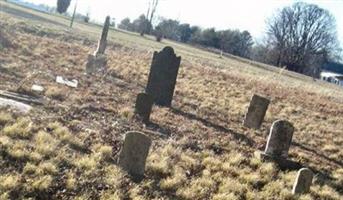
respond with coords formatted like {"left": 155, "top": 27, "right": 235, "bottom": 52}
{"left": 264, "top": 120, "right": 294, "bottom": 158}
{"left": 85, "top": 16, "right": 110, "bottom": 74}
{"left": 94, "top": 16, "right": 110, "bottom": 55}
{"left": 135, "top": 93, "right": 154, "bottom": 123}
{"left": 292, "top": 168, "right": 313, "bottom": 194}
{"left": 146, "top": 46, "right": 181, "bottom": 107}
{"left": 118, "top": 131, "right": 152, "bottom": 181}
{"left": 243, "top": 94, "right": 270, "bottom": 129}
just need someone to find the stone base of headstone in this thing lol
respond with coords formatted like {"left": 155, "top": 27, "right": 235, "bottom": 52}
{"left": 258, "top": 152, "right": 302, "bottom": 170}
{"left": 85, "top": 54, "right": 107, "bottom": 75}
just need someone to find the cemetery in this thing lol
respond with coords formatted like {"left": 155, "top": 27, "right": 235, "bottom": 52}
{"left": 0, "top": 1, "right": 342, "bottom": 199}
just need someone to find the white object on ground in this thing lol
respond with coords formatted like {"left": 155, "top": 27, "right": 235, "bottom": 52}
{"left": 0, "top": 97, "right": 32, "bottom": 113}
{"left": 31, "top": 84, "right": 44, "bottom": 92}
{"left": 56, "top": 76, "right": 78, "bottom": 88}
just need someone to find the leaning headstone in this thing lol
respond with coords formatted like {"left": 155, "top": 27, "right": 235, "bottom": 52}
{"left": 118, "top": 131, "right": 152, "bottom": 181}
{"left": 260, "top": 120, "right": 301, "bottom": 170}
{"left": 146, "top": 46, "right": 181, "bottom": 107}
{"left": 264, "top": 120, "right": 294, "bottom": 158}
{"left": 292, "top": 168, "right": 313, "bottom": 194}
{"left": 85, "top": 16, "right": 110, "bottom": 74}
{"left": 135, "top": 93, "right": 154, "bottom": 123}
{"left": 243, "top": 94, "right": 270, "bottom": 129}
{"left": 94, "top": 16, "right": 110, "bottom": 56}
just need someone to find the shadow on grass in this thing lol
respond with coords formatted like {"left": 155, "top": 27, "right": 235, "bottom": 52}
{"left": 292, "top": 142, "right": 343, "bottom": 195}
{"left": 170, "top": 107, "right": 255, "bottom": 147}
{"left": 293, "top": 141, "right": 343, "bottom": 168}
{"left": 145, "top": 121, "right": 171, "bottom": 138}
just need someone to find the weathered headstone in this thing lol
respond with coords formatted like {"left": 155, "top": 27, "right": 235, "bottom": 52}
{"left": 146, "top": 46, "right": 181, "bottom": 107}
{"left": 292, "top": 168, "right": 313, "bottom": 194}
{"left": 94, "top": 16, "right": 110, "bottom": 56}
{"left": 243, "top": 94, "right": 270, "bottom": 129}
{"left": 135, "top": 93, "right": 154, "bottom": 123}
{"left": 259, "top": 120, "right": 301, "bottom": 170}
{"left": 264, "top": 120, "right": 294, "bottom": 158}
{"left": 85, "top": 16, "right": 110, "bottom": 74}
{"left": 118, "top": 131, "right": 152, "bottom": 181}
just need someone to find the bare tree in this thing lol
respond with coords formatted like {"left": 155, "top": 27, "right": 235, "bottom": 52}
{"left": 266, "top": 2, "right": 340, "bottom": 76}
{"left": 148, "top": 0, "right": 159, "bottom": 24}
{"left": 144, "top": 0, "right": 159, "bottom": 34}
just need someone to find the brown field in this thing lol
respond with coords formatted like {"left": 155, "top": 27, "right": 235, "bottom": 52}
{"left": 0, "top": 1, "right": 342, "bottom": 199}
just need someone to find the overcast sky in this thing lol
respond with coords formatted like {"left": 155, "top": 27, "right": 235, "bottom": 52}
{"left": 24, "top": 0, "right": 343, "bottom": 45}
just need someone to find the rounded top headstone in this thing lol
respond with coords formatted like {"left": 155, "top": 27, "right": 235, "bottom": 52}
{"left": 162, "top": 46, "right": 175, "bottom": 55}
{"left": 118, "top": 131, "right": 152, "bottom": 181}
{"left": 264, "top": 119, "right": 294, "bottom": 158}
{"left": 292, "top": 168, "right": 314, "bottom": 194}
{"left": 273, "top": 120, "right": 294, "bottom": 130}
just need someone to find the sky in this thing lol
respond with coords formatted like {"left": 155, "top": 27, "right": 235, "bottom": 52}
{"left": 24, "top": 0, "right": 343, "bottom": 45}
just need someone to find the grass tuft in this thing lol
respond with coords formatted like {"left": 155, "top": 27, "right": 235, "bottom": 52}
{"left": 0, "top": 174, "right": 20, "bottom": 191}
{"left": 3, "top": 117, "right": 32, "bottom": 139}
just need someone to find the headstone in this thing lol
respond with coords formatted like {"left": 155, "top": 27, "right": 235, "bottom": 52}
{"left": 118, "top": 131, "right": 152, "bottom": 181}
{"left": 146, "top": 46, "right": 181, "bottom": 107}
{"left": 292, "top": 168, "right": 313, "bottom": 194}
{"left": 259, "top": 121, "right": 301, "bottom": 170}
{"left": 85, "top": 16, "right": 110, "bottom": 74}
{"left": 94, "top": 16, "right": 110, "bottom": 56}
{"left": 264, "top": 120, "right": 294, "bottom": 158}
{"left": 243, "top": 94, "right": 270, "bottom": 129}
{"left": 135, "top": 93, "right": 154, "bottom": 123}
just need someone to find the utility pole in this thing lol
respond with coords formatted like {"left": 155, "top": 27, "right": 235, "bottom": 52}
{"left": 70, "top": 0, "right": 78, "bottom": 28}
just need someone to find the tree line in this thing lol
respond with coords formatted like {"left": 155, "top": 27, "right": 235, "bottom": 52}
{"left": 118, "top": 16, "right": 254, "bottom": 58}
{"left": 57, "top": 0, "right": 341, "bottom": 77}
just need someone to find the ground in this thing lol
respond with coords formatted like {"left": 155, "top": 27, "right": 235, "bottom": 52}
{"left": 0, "top": 1, "right": 342, "bottom": 200}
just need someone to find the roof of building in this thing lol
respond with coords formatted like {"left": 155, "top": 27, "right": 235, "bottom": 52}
{"left": 322, "top": 62, "right": 343, "bottom": 74}
{"left": 320, "top": 71, "right": 343, "bottom": 77}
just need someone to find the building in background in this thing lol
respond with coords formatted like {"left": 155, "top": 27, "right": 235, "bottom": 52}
{"left": 320, "top": 62, "right": 343, "bottom": 86}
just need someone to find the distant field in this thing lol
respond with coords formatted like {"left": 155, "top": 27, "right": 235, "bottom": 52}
{"left": 0, "top": 1, "right": 342, "bottom": 199}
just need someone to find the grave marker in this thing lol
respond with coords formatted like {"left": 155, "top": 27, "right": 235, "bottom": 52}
{"left": 94, "top": 16, "right": 110, "bottom": 55}
{"left": 264, "top": 120, "right": 294, "bottom": 158}
{"left": 260, "top": 120, "right": 302, "bottom": 170}
{"left": 292, "top": 168, "right": 313, "bottom": 194}
{"left": 135, "top": 93, "right": 154, "bottom": 123}
{"left": 85, "top": 16, "right": 110, "bottom": 74}
{"left": 118, "top": 131, "right": 152, "bottom": 181}
{"left": 243, "top": 94, "right": 270, "bottom": 129}
{"left": 146, "top": 46, "right": 181, "bottom": 107}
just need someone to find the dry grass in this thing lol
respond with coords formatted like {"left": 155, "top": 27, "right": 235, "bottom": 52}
{"left": 0, "top": 1, "right": 342, "bottom": 199}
